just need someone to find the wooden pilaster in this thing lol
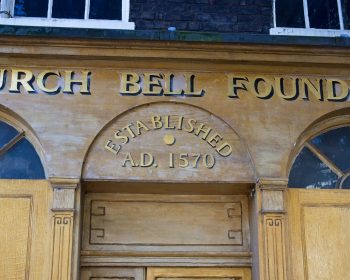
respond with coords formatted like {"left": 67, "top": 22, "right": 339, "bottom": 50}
{"left": 50, "top": 178, "right": 80, "bottom": 280}
{"left": 257, "top": 179, "right": 288, "bottom": 280}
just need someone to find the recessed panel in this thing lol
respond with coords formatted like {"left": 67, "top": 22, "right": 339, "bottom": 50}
{"left": 83, "top": 193, "right": 249, "bottom": 253}
{"left": 303, "top": 205, "right": 350, "bottom": 279}
{"left": 0, "top": 197, "right": 31, "bottom": 280}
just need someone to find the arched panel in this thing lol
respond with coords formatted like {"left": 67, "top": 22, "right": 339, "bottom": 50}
{"left": 0, "top": 120, "right": 45, "bottom": 179}
{"left": 288, "top": 110, "right": 350, "bottom": 189}
{"left": 82, "top": 102, "right": 255, "bottom": 183}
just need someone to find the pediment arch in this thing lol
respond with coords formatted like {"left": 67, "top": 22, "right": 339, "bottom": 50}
{"left": 82, "top": 102, "right": 256, "bottom": 183}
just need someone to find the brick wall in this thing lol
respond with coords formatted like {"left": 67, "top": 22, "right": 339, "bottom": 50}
{"left": 130, "top": 0, "right": 272, "bottom": 34}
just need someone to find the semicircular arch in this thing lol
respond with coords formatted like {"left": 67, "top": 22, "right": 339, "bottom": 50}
{"left": 0, "top": 104, "right": 47, "bottom": 179}
{"left": 287, "top": 108, "right": 350, "bottom": 189}
{"left": 82, "top": 101, "right": 256, "bottom": 183}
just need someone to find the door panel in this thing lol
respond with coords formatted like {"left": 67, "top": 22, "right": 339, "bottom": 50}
{"left": 288, "top": 189, "right": 350, "bottom": 280}
{"left": 0, "top": 180, "right": 52, "bottom": 280}
{"left": 83, "top": 193, "right": 249, "bottom": 254}
{"left": 80, "top": 267, "right": 145, "bottom": 280}
{"left": 146, "top": 267, "right": 251, "bottom": 280}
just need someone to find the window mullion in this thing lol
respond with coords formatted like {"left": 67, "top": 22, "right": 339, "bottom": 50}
{"left": 303, "top": 0, "right": 310, "bottom": 28}
{"left": 0, "top": 131, "right": 25, "bottom": 157}
{"left": 84, "top": 0, "right": 90, "bottom": 20}
{"left": 305, "top": 142, "right": 344, "bottom": 178}
{"left": 122, "top": 0, "right": 130, "bottom": 22}
{"left": 272, "top": 0, "right": 277, "bottom": 28}
{"left": 337, "top": 0, "right": 345, "bottom": 30}
{"left": 47, "top": 0, "right": 53, "bottom": 18}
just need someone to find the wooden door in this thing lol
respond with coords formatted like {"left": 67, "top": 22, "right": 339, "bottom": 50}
{"left": 81, "top": 267, "right": 251, "bottom": 280}
{"left": 287, "top": 189, "right": 350, "bottom": 280}
{"left": 80, "top": 267, "right": 145, "bottom": 280}
{"left": 0, "top": 180, "right": 52, "bottom": 279}
{"left": 147, "top": 267, "right": 251, "bottom": 280}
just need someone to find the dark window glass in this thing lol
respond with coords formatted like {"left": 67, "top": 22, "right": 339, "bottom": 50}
{"left": 308, "top": 0, "right": 340, "bottom": 29}
{"left": 289, "top": 146, "right": 338, "bottom": 189}
{"left": 0, "top": 121, "right": 19, "bottom": 149}
{"left": 52, "top": 0, "right": 84, "bottom": 19}
{"left": 310, "top": 127, "right": 350, "bottom": 173}
{"left": 342, "top": 0, "right": 350, "bottom": 29}
{"left": 90, "top": 0, "right": 121, "bottom": 20}
{"left": 0, "top": 138, "right": 45, "bottom": 179}
{"left": 342, "top": 176, "right": 350, "bottom": 189}
{"left": 14, "top": 0, "right": 48, "bottom": 17}
{"left": 276, "top": 0, "right": 305, "bottom": 28}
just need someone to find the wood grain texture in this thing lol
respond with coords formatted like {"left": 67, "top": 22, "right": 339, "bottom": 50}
{"left": 0, "top": 180, "right": 52, "bottom": 280}
{"left": 83, "top": 102, "right": 255, "bottom": 183}
{"left": 0, "top": 197, "right": 31, "bottom": 280}
{"left": 287, "top": 189, "right": 350, "bottom": 280}
{"left": 0, "top": 39, "right": 348, "bottom": 181}
{"left": 263, "top": 215, "right": 286, "bottom": 280}
{"left": 146, "top": 267, "right": 251, "bottom": 280}
{"left": 255, "top": 180, "right": 287, "bottom": 280}
{"left": 51, "top": 212, "right": 74, "bottom": 280}
{"left": 82, "top": 193, "right": 250, "bottom": 254}
{"left": 80, "top": 267, "right": 144, "bottom": 280}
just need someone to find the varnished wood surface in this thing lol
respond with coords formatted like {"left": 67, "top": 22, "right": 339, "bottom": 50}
{"left": 287, "top": 189, "right": 350, "bottom": 280}
{"left": 82, "top": 193, "right": 250, "bottom": 255}
{"left": 0, "top": 180, "right": 52, "bottom": 279}
{"left": 0, "top": 39, "right": 348, "bottom": 181}
{"left": 146, "top": 267, "right": 251, "bottom": 280}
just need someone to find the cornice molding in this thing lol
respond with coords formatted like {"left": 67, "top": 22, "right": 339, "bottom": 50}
{"left": 0, "top": 36, "right": 349, "bottom": 66}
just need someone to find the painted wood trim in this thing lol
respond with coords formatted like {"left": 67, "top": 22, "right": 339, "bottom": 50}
{"left": 51, "top": 212, "right": 74, "bottom": 280}
{"left": 263, "top": 215, "right": 287, "bottom": 280}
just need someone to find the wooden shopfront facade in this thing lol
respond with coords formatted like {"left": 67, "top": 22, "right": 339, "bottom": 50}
{"left": 0, "top": 35, "right": 350, "bottom": 280}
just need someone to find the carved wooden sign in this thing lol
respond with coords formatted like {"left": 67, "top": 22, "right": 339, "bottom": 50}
{"left": 83, "top": 102, "right": 255, "bottom": 182}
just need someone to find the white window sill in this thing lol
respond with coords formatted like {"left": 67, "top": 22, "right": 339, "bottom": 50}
{"left": 270, "top": 27, "right": 350, "bottom": 37}
{"left": 0, "top": 17, "right": 135, "bottom": 30}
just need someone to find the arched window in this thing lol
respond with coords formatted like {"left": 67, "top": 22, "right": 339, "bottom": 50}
{"left": 0, "top": 120, "right": 45, "bottom": 179}
{"left": 289, "top": 126, "right": 350, "bottom": 189}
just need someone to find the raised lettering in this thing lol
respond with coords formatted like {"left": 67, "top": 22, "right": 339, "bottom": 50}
{"left": 216, "top": 142, "right": 233, "bottom": 157}
{"left": 163, "top": 73, "right": 182, "bottom": 95}
{"left": 184, "top": 118, "right": 197, "bottom": 133}
{"left": 183, "top": 74, "right": 205, "bottom": 96}
{"left": 251, "top": 77, "right": 274, "bottom": 99}
{"left": 122, "top": 153, "right": 137, "bottom": 167}
{"left": 207, "top": 132, "right": 223, "bottom": 148}
{"left": 114, "top": 130, "right": 129, "bottom": 144}
{"left": 120, "top": 73, "right": 141, "bottom": 95}
{"left": 37, "top": 71, "right": 61, "bottom": 94}
{"left": 63, "top": 70, "right": 91, "bottom": 94}
{"left": 122, "top": 123, "right": 136, "bottom": 138}
{"left": 165, "top": 115, "right": 175, "bottom": 129}
{"left": 228, "top": 76, "right": 249, "bottom": 98}
{"left": 105, "top": 140, "right": 121, "bottom": 155}
{"left": 143, "top": 73, "right": 163, "bottom": 95}
{"left": 300, "top": 78, "right": 323, "bottom": 101}
{"left": 9, "top": 69, "right": 36, "bottom": 93}
{"left": 140, "top": 152, "right": 154, "bottom": 167}
{"left": 151, "top": 115, "right": 163, "bottom": 129}
{"left": 274, "top": 76, "right": 299, "bottom": 100}
{"left": 136, "top": 120, "right": 150, "bottom": 135}
{"left": 195, "top": 123, "right": 212, "bottom": 140}
{"left": 326, "top": 79, "right": 349, "bottom": 101}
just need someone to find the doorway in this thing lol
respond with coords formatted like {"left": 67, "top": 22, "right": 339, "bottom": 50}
{"left": 80, "top": 182, "right": 252, "bottom": 280}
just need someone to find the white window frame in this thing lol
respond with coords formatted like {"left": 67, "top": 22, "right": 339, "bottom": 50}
{"left": 270, "top": 0, "right": 350, "bottom": 37}
{"left": 0, "top": 0, "right": 135, "bottom": 30}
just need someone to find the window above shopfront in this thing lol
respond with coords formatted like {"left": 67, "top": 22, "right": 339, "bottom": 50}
{"left": 0, "top": 120, "right": 45, "bottom": 179}
{"left": 271, "top": 0, "right": 350, "bottom": 37}
{"left": 0, "top": 0, "right": 134, "bottom": 30}
{"left": 289, "top": 126, "right": 350, "bottom": 189}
